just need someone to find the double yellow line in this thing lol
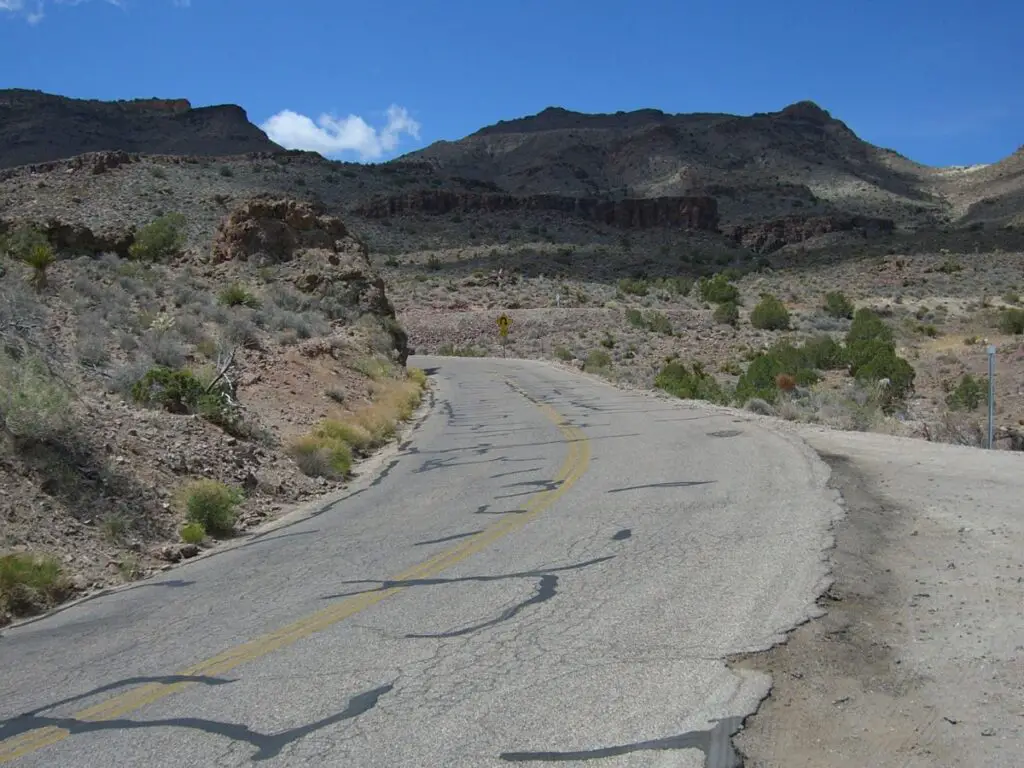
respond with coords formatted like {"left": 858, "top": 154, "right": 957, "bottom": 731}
{"left": 0, "top": 398, "right": 591, "bottom": 763}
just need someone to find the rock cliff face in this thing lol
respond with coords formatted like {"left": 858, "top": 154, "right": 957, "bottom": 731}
{"left": 212, "top": 197, "right": 408, "bottom": 362}
{"left": 730, "top": 214, "right": 895, "bottom": 253}
{"left": 356, "top": 190, "right": 720, "bottom": 231}
{"left": 0, "top": 89, "right": 282, "bottom": 169}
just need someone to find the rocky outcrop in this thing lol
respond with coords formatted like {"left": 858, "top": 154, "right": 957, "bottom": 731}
{"left": 212, "top": 197, "right": 407, "bottom": 363}
{"left": 356, "top": 190, "right": 720, "bottom": 231}
{"left": 730, "top": 214, "right": 894, "bottom": 253}
{"left": 0, "top": 217, "right": 135, "bottom": 257}
{"left": 0, "top": 88, "right": 282, "bottom": 169}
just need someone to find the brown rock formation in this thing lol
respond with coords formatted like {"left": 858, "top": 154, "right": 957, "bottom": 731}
{"left": 356, "top": 190, "right": 719, "bottom": 231}
{"left": 730, "top": 214, "right": 894, "bottom": 253}
{"left": 212, "top": 197, "right": 408, "bottom": 362}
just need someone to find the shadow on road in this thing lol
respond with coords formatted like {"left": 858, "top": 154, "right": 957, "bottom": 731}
{"left": 1, "top": 676, "right": 393, "bottom": 763}
{"left": 606, "top": 480, "right": 715, "bottom": 494}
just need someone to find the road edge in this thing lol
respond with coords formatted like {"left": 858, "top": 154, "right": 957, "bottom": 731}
{"left": 0, "top": 376, "right": 438, "bottom": 633}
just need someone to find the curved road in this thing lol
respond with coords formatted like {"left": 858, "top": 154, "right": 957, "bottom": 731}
{"left": 0, "top": 357, "right": 839, "bottom": 767}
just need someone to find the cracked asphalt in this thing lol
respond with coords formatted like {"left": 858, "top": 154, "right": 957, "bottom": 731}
{"left": 0, "top": 357, "right": 841, "bottom": 767}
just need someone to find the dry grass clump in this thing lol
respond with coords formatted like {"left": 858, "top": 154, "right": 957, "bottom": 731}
{"left": 288, "top": 366, "right": 427, "bottom": 479}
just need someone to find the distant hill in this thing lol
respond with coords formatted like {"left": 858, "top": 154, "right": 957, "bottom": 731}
{"left": 402, "top": 101, "right": 955, "bottom": 228}
{"left": 0, "top": 89, "right": 283, "bottom": 169}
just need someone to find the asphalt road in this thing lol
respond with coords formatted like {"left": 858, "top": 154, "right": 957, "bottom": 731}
{"left": 0, "top": 357, "right": 840, "bottom": 767}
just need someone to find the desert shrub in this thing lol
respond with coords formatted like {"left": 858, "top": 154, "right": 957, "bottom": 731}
{"left": 0, "top": 553, "right": 69, "bottom": 616}
{"left": 289, "top": 434, "right": 351, "bottom": 478}
{"left": 998, "top": 308, "right": 1024, "bottom": 334}
{"left": 713, "top": 301, "right": 739, "bottom": 326}
{"left": 697, "top": 273, "right": 739, "bottom": 304}
{"left": 554, "top": 346, "right": 573, "bottom": 361}
{"left": 354, "top": 356, "right": 396, "bottom": 380}
{"left": 744, "top": 397, "right": 775, "bottom": 416}
{"left": 177, "top": 479, "right": 241, "bottom": 537}
{"left": 842, "top": 309, "right": 914, "bottom": 408}
{"left": 179, "top": 522, "right": 206, "bottom": 544}
{"left": 583, "top": 349, "right": 612, "bottom": 373}
{"left": 626, "top": 308, "right": 672, "bottom": 334}
{"left": 21, "top": 242, "right": 56, "bottom": 290}
{"left": 315, "top": 418, "right": 373, "bottom": 456}
{"left": 823, "top": 291, "right": 855, "bottom": 319}
{"left": 654, "top": 361, "right": 727, "bottom": 404}
{"left": 407, "top": 367, "right": 427, "bottom": 386}
{"left": 218, "top": 284, "right": 260, "bottom": 308}
{"left": 645, "top": 311, "right": 673, "bottom": 335}
{"left": 0, "top": 352, "right": 71, "bottom": 440}
{"left": 749, "top": 294, "right": 790, "bottom": 330}
{"left": 617, "top": 278, "right": 648, "bottom": 296}
{"left": 128, "top": 213, "right": 186, "bottom": 262}
{"left": 946, "top": 373, "right": 986, "bottom": 411}
{"left": 0, "top": 224, "right": 48, "bottom": 260}
{"left": 437, "top": 343, "right": 484, "bottom": 357}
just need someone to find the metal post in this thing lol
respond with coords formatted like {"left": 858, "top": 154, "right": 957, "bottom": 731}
{"left": 987, "top": 344, "right": 996, "bottom": 449}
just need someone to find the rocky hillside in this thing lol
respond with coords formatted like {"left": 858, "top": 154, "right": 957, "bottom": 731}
{"left": 0, "top": 89, "right": 283, "bottom": 169}
{"left": 403, "top": 102, "right": 948, "bottom": 227}
{"left": 0, "top": 189, "right": 422, "bottom": 626}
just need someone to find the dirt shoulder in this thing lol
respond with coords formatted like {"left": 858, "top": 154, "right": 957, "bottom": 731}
{"left": 732, "top": 427, "right": 1024, "bottom": 767}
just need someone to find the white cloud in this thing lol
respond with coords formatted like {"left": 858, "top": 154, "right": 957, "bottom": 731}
{"left": 260, "top": 105, "right": 421, "bottom": 161}
{"left": 1, "top": 0, "right": 179, "bottom": 22}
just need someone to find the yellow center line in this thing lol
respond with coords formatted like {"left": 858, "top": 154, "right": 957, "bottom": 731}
{"left": 0, "top": 393, "right": 591, "bottom": 764}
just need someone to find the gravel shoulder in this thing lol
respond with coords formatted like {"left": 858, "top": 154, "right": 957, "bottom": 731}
{"left": 733, "top": 425, "right": 1024, "bottom": 767}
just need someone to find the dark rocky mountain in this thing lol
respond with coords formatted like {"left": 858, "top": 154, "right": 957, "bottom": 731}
{"left": 0, "top": 89, "right": 283, "bottom": 169}
{"left": 401, "top": 101, "right": 954, "bottom": 229}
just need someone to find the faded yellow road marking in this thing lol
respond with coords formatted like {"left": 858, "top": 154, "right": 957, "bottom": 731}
{"left": 0, "top": 395, "right": 591, "bottom": 763}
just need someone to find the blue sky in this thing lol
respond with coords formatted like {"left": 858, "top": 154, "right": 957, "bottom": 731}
{"left": 1, "top": 0, "right": 1021, "bottom": 166}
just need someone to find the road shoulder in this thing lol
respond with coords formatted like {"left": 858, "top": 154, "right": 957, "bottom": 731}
{"left": 731, "top": 431, "right": 1023, "bottom": 767}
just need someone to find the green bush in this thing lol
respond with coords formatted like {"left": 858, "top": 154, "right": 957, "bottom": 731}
{"left": 802, "top": 334, "right": 847, "bottom": 370}
{"left": 625, "top": 308, "right": 645, "bottom": 328}
{"left": 128, "top": 213, "right": 186, "bottom": 262}
{"left": 553, "top": 346, "right": 573, "bottom": 361}
{"left": 713, "top": 301, "right": 739, "bottom": 326}
{"left": 846, "top": 308, "right": 894, "bottom": 347}
{"left": 823, "top": 291, "right": 855, "bottom": 319}
{"left": 179, "top": 522, "right": 206, "bottom": 544}
{"left": 734, "top": 342, "right": 822, "bottom": 404}
{"left": 654, "top": 361, "right": 727, "bottom": 404}
{"left": 946, "top": 373, "right": 986, "bottom": 411}
{"left": 177, "top": 479, "right": 241, "bottom": 537}
{"left": 1, "top": 224, "right": 49, "bottom": 260}
{"left": 218, "top": 284, "right": 260, "bottom": 308}
{"left": 22, "top": 242, "right": 56, "bottom": 290}
{"left": 130, "top": 366, "right": 205, "bottom": 413}
{"left": 842, "top": 309, "right": 914, "bottom": 409}
{"left": 749, "top": 294, "right": 790, "bottom": 330}
{"left": 697, "top": 273, "right": 740, "bottom": 304}
{"left": 998, "top": 308, "right": 1024, "bottom": 334}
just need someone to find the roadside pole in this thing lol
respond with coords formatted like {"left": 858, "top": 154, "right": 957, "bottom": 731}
{"left": 987, "top": 344, "right": 996, "bottom": 449}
